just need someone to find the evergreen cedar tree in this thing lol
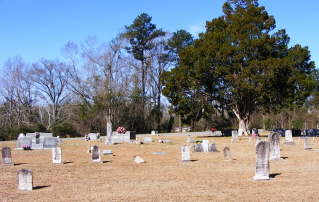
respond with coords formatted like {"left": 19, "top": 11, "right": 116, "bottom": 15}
{"left": 161, "top": 0, "right": 316, "bottom": 135}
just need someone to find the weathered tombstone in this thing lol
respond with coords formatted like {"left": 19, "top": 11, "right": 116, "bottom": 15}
{"left": 17, "top": 136, "right": 32, "bottom": 150}
{"left": 255, "top": 137, "right": 262, "bottom": 146}
{"left": 253, "top": 141, "right": 270, "bottom": 180}
{"left": 208, "top": 143, "right": 219, "bottom": 152}
{"left": 181, "top": 146, "right": 190, "bottom": 162}
{"left": 134, "top": 155, "right": 145, "bottom": 163}
{"left": 161, "top": 140, "right": 172, "bottom": 143}
{"left": 232, "top": 130, "right": 239, "bottom": 141}
{"left": 214, "top": 131, "right": 222, "bottom": 136}
{"left": 91, "top": 145, "right": 101, "bottom": 163}
{"left": 223, "top": 147, "right": 232, "bottom": 161}
{"left": 284, "top": 130, "right": 296, "bottom": 146}
{"left": 143, "top": 137, "right": 152, "bottom": 142}
{"left": 194, "top": 143, "right": 204, "bottom": 152}
{"left": 52, "top": 146, "right": 62, "bottom": 164}
{"left": 2, "top": 147, "right": 14, "bottom": 166}
{"left": 151, "top": 131, "right": 156, "bottom": 135}
{"left": 269, "top": 132, "right": 283, "bottom": 160}
{"left": 304, "top": 136, "right": 311, "bottom": 150}
{"left": 43, "top": 137, "right": 58, "bottom": 149}
{"left": 18, "top": 169, "right": 33, "bottom": 191}
{"left": 105, "top": 122, "right": 114, "bottom": 145}
{"left": 202, "top": 140, "right": 209, "bottom": 152}
{"left": 205, "top": 131, "right": 212, "bottom": 136}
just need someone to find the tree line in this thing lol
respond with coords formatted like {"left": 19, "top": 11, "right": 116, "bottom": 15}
{"left": 0, "top": 0, "right": 317, "bottom": 140}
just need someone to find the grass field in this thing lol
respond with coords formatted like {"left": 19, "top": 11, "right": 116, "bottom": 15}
{"left": 1, "top": 132, "right": 319, "bottom": 201}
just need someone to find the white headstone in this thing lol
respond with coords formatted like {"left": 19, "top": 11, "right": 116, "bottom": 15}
{"left": 223, "top": 147, "right": 231, "bottom": 161}
{"left": 134, "top": 155, "right": 145, "bottom": 163}
{"left": 202, "top": 140, "right": 209, "bottom": 152}
{"left": 304, "top": 136, "right": 311, "bottom": 150}
{"left": 18, "top": 169, "right": 33, "bottom": 191}
{"left": 2, "top": 147, "right": 14, "bottom": 166}
{"left": 181, "top": 146, "right": 190, "bottom": 162}
{"left": 52, "top": 146, "right": 62, "bottom": 164}
{"left": 269, "top": 132, "right": 283, "bottom": 160}
{"left": 105, "top": 122, "right": 114, "bottom": 145}
{"left": 232, "top": 130, "right": 239, "bottom": 141}
{"left": 284, "top": 130, "right": 296, "bottom": 146}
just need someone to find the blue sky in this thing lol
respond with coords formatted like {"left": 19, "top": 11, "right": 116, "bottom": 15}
{"left": 0, "top": 0, "right": 318, "bottom": 67}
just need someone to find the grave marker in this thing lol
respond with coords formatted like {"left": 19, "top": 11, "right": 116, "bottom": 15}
{"left": 181, "top": 146, "right": 190, "bottom": 162}
{"left": 253, "top": 141, "right": 270, "bottom": 180}
{"left": 202, "top": 140, "right": 209, "bottom": 152}
{"left": 134, "top": 155, "right": 145, "bottom": 163}
{"left": 18, "top": 169, "right": 33, "bottom": 191}
{"left": 17, "top": 136, "right": 32, "bottom": 150}
{"left": 143, "top": 137, "right": 152, "bottom": 142}
{"left": 232, "top": 130, "right": 239, "bottom": 141}
{"left": 208, "top": 143, "right": 219, "bottom": 152}
{"left": 2, "top": 147, "right": 14, "bottom": 166}
{"left": 43, "top": 137, "right": 58, "bottom": 149}
{"left": 269, "top": 132, "right": 283, "bottom": 160}
{"left": 223, "top": 147, "right": 231, "bottom": 161}
{"left": 304, "top": 136, "right": 311, "bottom": 150}
{"left": 105, "top": 122, "right": 114, "bottom": 145}
{"left": 91, "top": 145, "right": 101, "bottom": 163}
{"left": 284, "top": 130, "right": 296, "bottom": 146}
{"left": 52, "top": 146, "right": 62, "bottom": 164}
{"left": 194, "top": 144, "right": 204, "bottom": 152}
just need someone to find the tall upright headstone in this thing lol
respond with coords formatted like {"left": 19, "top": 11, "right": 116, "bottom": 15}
{"left": 52, "top": 146, "right": 62, "bottom": 164}
{"left": 304, "top": 136, "right": 311, "bottom": 150}
{"left": 91, "top": 145, "right": 101, "bottom": 163}
{"left": 105, "top": 122, "right": 114, "bottom": 145}
{"left": 18, "top": 169, "right": 33, "bottom": 191}
{"left": 232, "top": 130, "right": 239, "bottom": 141}
{"left": 2, "top": 147, "right": 14, "bottom": 166}
{"left": 202, "top": 140, "right": 209, "bottom": 152}
{"left": 269, "top": 132, "right": 282, "bottom": 160}
{"left": 181, "top": 146, "right": 190, "bottom": 162}
{"left": 253, "top": 141, "right": 270, "bottom": 180}
{"left": 223, "top": 147, "right": 232, "bottom": 161}
{"left": 284, "top": 130, "right": 296, "bottom": 146}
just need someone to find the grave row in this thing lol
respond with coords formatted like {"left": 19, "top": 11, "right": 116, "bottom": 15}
{"left": 16, "top": 136, "right": 61, "bottom": 150}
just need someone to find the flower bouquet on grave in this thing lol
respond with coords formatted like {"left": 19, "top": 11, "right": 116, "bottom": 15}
{"left": 116, "top": 127, "right": 126, "bottom": 134}
{"left": 21, "top": 144, "right": 31, "bottom": 150}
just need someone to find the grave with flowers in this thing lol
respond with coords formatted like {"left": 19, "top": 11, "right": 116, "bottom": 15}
{"left": 111, "top": 127, "right": 136, "bottom": 143}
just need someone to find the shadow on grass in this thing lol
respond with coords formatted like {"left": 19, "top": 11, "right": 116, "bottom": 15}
{"left": 14, "top": 163, "right": 27, "bottom": 166}
{"left": 33, "top": 185, "right": 51, "bottom": 190}
{"left": 269, "top": 173, "right": 282, "bottom": 178}
{"left": 63, "top": 162, "right": 73, "bottom": 164}
{"left": 281, "top": 157, "right": 288, "bottom": 159}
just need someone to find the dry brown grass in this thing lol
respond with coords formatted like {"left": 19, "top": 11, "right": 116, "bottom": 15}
{"left": 1, "top": 133, "right": 319, "bottom": 202}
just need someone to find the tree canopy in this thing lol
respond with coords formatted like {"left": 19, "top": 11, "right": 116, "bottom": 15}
{"left": 161, "top": 0, "right": 317, "bottom": 135}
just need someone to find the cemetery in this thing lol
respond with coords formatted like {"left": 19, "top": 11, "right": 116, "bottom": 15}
{"left": 2, "top": 131, "right": 319, "bottom": 201}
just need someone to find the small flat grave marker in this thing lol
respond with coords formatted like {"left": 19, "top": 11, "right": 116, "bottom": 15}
{"left": 134, "top": 155, "right": 145, "bottom": 163}
{"left": 153, "top": 151, "right": 167, "bottom": 154}
{"left": 102, "top": 150, "right": 113, "bottom": 155}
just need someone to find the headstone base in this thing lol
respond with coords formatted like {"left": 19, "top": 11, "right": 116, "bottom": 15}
{"left": 284, "top": 141, "right": 296, "bottom": 146}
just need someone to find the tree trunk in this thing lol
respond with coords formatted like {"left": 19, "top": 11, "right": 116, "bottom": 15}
{"left": 233, "top": 109, "right": 250, "bottom": 136}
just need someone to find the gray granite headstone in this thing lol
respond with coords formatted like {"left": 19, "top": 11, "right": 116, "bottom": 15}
{"left": 232, "top": 130, "right": 239, "bottom": 141}
{"left": 181, "top": 146, "right": 190, "bottom": 162}
{"left": 18, "top": 169, "right": 33, "bottom": 191}
{"left": 43, "top": 137, "right": 58, "bottom": 149}
{"left": 269, "top": 132, "right": 282, "bottom": 160}
{"left": 91, "top": 145, "right": 101, "bottom": 163}
{"left": 223, "top": 147, "right": 231, "bottom": 161}
{"left": 208, "top": 143, "right": 219, "bottom": 152}
{"left": 304, "top": 136, "right": 311, "bottom": 150}
{"left": 194, "top": 144, "right": 204, "bottom": 152}
{"left": 284, "top": 130, "right": 296, "bottom": 145}
{"left": 17, "top": 136, "right": 32, "bottom": 150}
{"left": 102, "top": 150, "right": 113, "bottom": 155}
{"left": 2, "top": 147, "right": 14, "bottom": 166}
{"left": 253, "top": 141, "right": 270, "bottom": 180}
{"left": 52, "top": 146, "right": 62, "bottom": 164}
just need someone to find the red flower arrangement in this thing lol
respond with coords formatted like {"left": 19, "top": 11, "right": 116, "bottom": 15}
{"left": 211, "top": 128, "right": 216, "bottom": 131}
{"left": 116, "top": 127, "right": 126, "bottom": 134}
